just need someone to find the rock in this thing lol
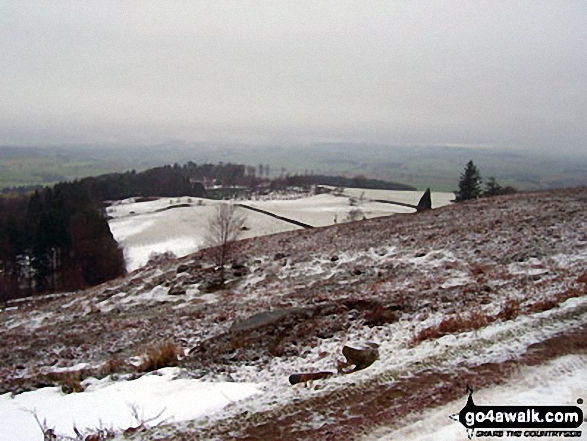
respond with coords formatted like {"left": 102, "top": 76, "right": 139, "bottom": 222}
{"left": 231, "top": 261, "right": 249, "bottom": 277}
{"left": 274, "top": 252, "right": 288, "bottom": 261}
{"left": 417, "top": 188, "right": 432, "bottom": 211}
{"left": 330, "top": 255, "right": 339, "bottom": 262}
{"left": 229, "top": 307, "right": 317, "bottom": 355}
{"left": 43, "top": 429, "right": 57, "bottom": 441}
{"left": 123, "top": 426, "right": 143, "bottom": 438}
{"left": 289, "top": 371, "right": 334, "bottom": 385}
{"left": 342, "top": 342, "right": 379, "bottom": 371}
{"left": 231, "top": 307, "right": 316, "bottom": 333}
{"left": 234, "top": 268, "right": 249, "bottom": 277}
{"left": 177, "top": 264, "right": 189, "bottom": 274}
{"left": 231, "top": 261, "right": 246, "bottom": 270}
{"left": 168, "top": 286, "right": 186, "bottom": 296}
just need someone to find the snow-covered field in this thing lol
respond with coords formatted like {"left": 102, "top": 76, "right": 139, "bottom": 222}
{"left": 108, "top": 189, "right": 453, "bottom": 271}
{"left": 340, "top": 187, "right": 454, "bottom": 208}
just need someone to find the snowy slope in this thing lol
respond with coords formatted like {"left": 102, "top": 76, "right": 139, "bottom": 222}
{"left": 1, "top": 188, "right": 585, "bottom": 440}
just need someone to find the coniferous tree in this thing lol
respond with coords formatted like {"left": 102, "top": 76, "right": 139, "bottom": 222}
{"left": 483, "top": 176, "right": 517, "bottom": 197}
{"left": 484, "top": 176, "right": 503, "bottom": 197}
{"left": 456, "top": 160, "right": 482, "bottom": 202}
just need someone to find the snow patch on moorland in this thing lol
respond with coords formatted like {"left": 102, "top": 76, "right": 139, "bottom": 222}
{"left": 0, "top": 368, "right": 261, "bottom": 441}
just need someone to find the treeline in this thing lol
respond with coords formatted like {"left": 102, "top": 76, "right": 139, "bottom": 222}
{"left": 0, "top": 181, "right": 126, "bottom": 302}
{"left": 45, "top": 163, "right": 413, "bottom": 203}
{"left": 2, "top": 185, "right": 44, "bottom": 197}
{"left": 70, "top": 162, "right": 256, "bottom": 202}
{"left": 455, "top": 160, "right": 517, "bottom": 202}
{"left": 278, "top": 174, "right": 416, "bottom": 191}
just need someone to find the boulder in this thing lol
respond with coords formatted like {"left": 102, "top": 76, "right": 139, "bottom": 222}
{"left": 176, "top": 264, "right": 190, "bottom": 274}
{"left": 231, "top": 307, "right": 316, "bottom": 333}
{"left": 342, "top": 342, "right": 379, "bottom": 371}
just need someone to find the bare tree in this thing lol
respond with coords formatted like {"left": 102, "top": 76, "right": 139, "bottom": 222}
{"left": 207, "top": 203, "right": 247, "bottom": 285}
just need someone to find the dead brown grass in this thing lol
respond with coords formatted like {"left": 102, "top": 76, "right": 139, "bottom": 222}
{"left": 59, "top": 371, "right": 85, "bottom": 394}
{"left": 413, "top": 286, "right": 587, "bottom": 346}
{"left": 138, "top": 341, "right": 181, "bottom": 372}
{"left": 412, "top": 308, "right": 491, "bottom": 345}
{"left": 527, "top": 287, "right": 585, "bottom": 313}
{"left": 495, "top": 298, "right": 521, "bottom": 320}
{"left": 45, "top": 369, "right": 86, "bottom": 393}
{"left": 101, "top": 357, "right": 131, "bottom": 376}
{"left": 526, "top": 297, "right": 559, "bottom": 313}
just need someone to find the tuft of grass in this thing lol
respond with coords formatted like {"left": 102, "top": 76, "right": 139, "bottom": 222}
{"left": 412, "top": 309, "right": 491, "bottom": 345}
{"left": 526, "top": 297, "right": 559, "bottom": 314}
{"left": 495, "top": 298, "right": 521, "bottom": 321}
{"left": 59, "top": 371, "right": 85, "bottom": 394}
{"left": 101, "top": 357, "right": 131, "bottom": 376}
{"left": 138, "top": 341, "right": 181, "bottom": 372}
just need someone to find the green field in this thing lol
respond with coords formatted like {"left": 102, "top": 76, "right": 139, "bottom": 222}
{"left": 1, "top": 143, "right": 585, "bottom": 193}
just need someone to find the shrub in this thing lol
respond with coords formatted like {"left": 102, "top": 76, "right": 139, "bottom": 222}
{"left": 364, "top": 304, "right": 399, "bottom": 327}
{"left": 147, "top": 251, "right": 177, "bottom": 267}
{"left": 138, "top": 341, "right": 181, "bottom": 372}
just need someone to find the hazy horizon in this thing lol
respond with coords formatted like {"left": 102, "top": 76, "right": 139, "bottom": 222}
{"left": 1, "top": 1, "right": 586, "bottom": 154}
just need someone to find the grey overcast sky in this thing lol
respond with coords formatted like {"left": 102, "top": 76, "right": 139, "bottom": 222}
{"left": 1, "top": 1, "right": 586, "bottom": 152}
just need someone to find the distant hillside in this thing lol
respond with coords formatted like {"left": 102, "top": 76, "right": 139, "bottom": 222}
{"left": 2, "top": 143, "right": 586, "bottom": 192}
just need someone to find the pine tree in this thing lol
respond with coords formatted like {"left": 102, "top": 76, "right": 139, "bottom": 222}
{"left": 484, "top": 176, "right": 503, "bottom": 197}
{"left": 456, "top": 160, "right": 482, "bottom": 202}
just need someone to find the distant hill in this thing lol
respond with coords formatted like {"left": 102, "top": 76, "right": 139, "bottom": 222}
{"left": 2, "top": 143, "right": 586, "bottom": 192}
